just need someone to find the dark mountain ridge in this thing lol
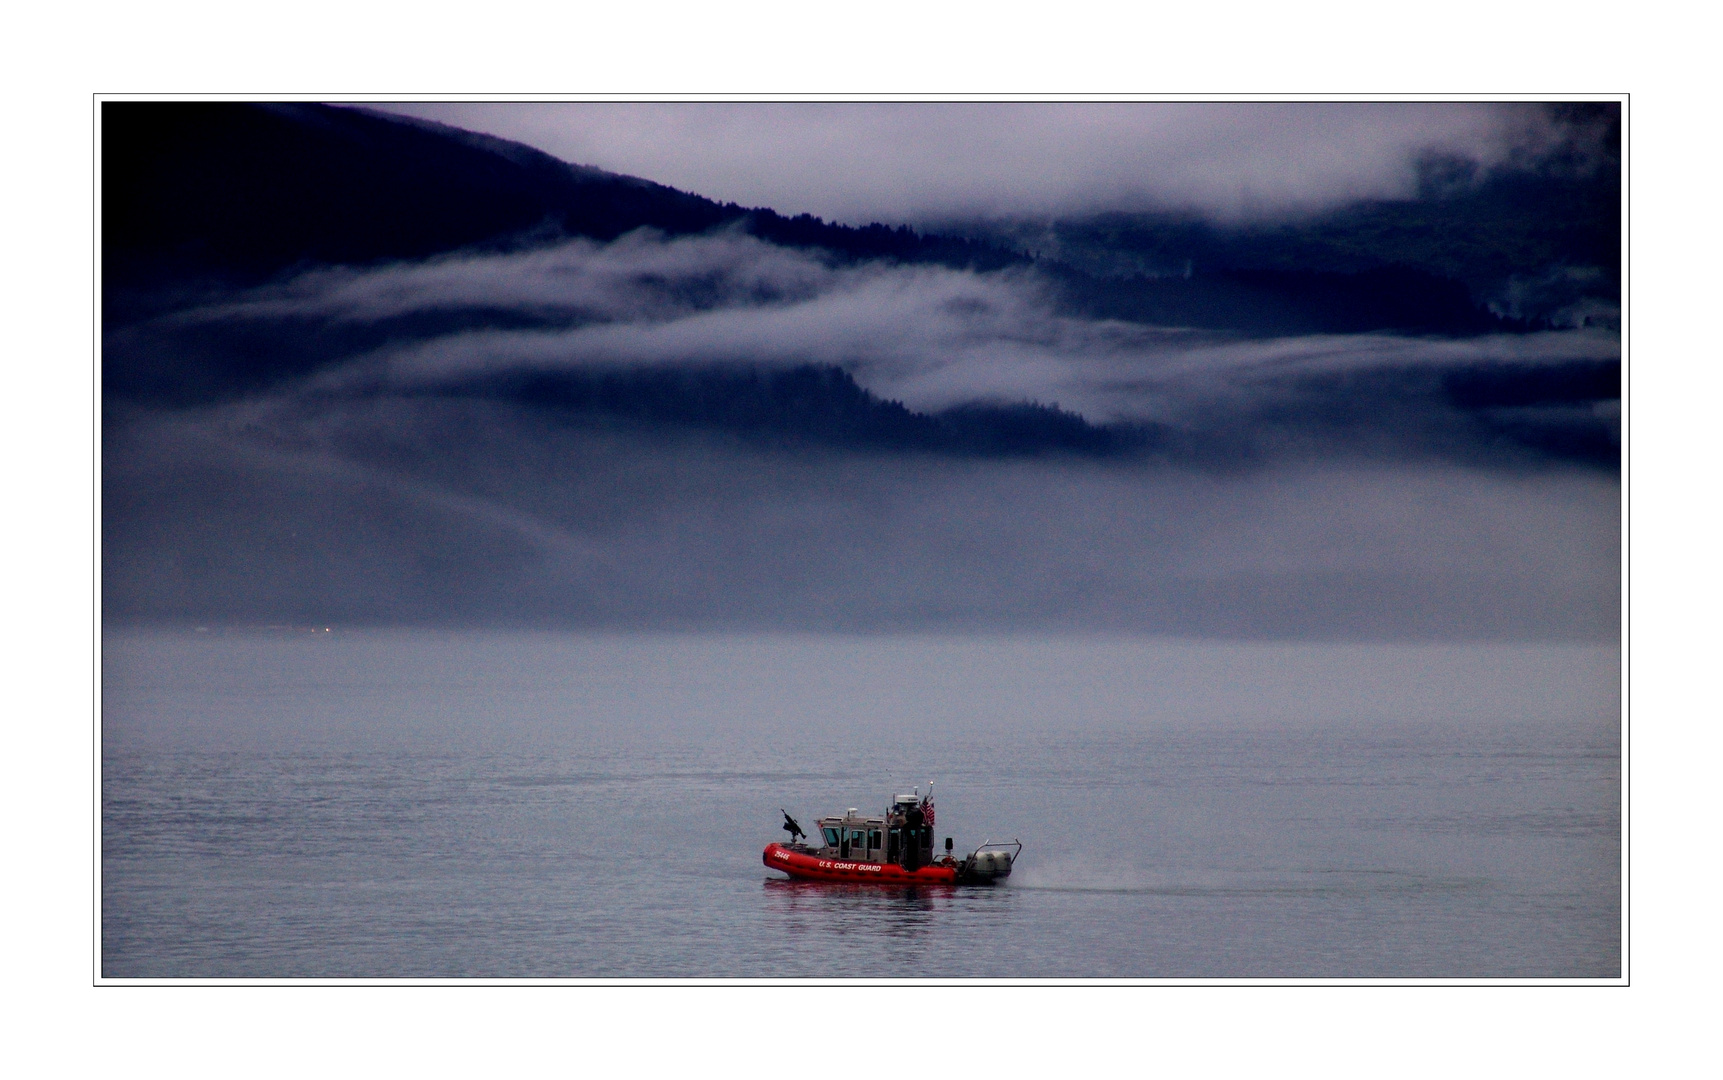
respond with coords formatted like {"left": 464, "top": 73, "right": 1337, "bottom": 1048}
{"left": 104, "top": 102, "right": 1536, "bottom": 341}
{"left": 100, "top": 103, "right": 1618, "bottom": 469}
{"left": 103, "top": 102, "right": 1017, "bottom": 309}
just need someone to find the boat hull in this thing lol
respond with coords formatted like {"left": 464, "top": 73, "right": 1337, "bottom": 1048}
{"left": 763, "top": 842, "right": 959, "bottom": 885}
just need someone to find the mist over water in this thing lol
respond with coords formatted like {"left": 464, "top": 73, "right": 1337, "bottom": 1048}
{"left": 102, "top": 630, "right": 1619, "bottom": 978}
{"left": 103, "top": 397, "right": 1619, "bottom": 639}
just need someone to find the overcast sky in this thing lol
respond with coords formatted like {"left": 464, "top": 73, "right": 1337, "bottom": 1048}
{"left": 373, "top": 102, "right": 1568, "bottom": 226}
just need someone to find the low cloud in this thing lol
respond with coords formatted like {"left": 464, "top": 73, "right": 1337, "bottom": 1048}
{"left": 373, "top": 102, "right": 1606, "bottom": 225}
{"left": 180, "top": 229, "right": 1619, "bottom": 432}
{"left": 104, "top": 397, "right": 1620, "bottom": 640}
{"left": 190, "top": 228, "right": 834, "bottom": 327}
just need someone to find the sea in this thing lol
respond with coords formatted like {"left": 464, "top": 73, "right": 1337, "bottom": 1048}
{"left": 100, "top": 629, "right": 1621, "bottom": 979}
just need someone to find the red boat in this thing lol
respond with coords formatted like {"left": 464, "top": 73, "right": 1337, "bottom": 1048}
{"left": 764, "top": 787, "right": 1020, "bottom": 886}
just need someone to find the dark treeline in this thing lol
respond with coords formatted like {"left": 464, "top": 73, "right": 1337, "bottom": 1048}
{"left": 415, "top": 359, "right": 1617, "bottom": 468}
{"left": 436, "top": 364, "right": 1136, "bottom": 459}
{"left": 1249, "top": 358, "right": 1621, "bottom": 469}
{"left": 105, "top": 307, "right": 577, "bottom": 405}
{"left": 734, "top": 210, "right": 1019, "bottom": 272}
{"left": 1052, "top": 263, "right": 1533, "bottom": 336}
{"left": 1442, "top": 358, "right": 1619, "bottom": 409}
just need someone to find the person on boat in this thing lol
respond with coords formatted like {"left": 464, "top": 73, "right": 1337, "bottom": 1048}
{"left": 901, "top": 803, "right": 926, "bottom": 871}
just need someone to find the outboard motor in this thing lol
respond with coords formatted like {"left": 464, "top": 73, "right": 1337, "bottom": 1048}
{"left": 958, "top": 841, "right": 1020, "bottom": 884}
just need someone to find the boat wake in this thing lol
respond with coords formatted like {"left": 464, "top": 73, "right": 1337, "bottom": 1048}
{"left": 1008, "top": 864, "right": 1485, "bottom": 897}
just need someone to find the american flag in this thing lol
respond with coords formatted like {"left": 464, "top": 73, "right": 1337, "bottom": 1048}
{"left": 923, "top": 797, "right": 935, "bottom": 827}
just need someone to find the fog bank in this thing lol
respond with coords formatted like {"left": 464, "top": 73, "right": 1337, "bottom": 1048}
{"left": 374, "top": 102, "right": 1609, "bottom": 226}
{"left": 104, "top": 396, "right": 1619, "bottom": 640}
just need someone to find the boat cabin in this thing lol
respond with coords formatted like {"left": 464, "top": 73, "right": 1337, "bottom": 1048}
{"left": 815, "top": 810, "right": 887, "bottom": 862}
{"left": 815, "top": 794, "right": 940, "bottom": 869}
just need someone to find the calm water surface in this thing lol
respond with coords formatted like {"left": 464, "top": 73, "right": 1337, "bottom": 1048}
{"left": 101, "top": 630, "right": 1621, "bottom": 978}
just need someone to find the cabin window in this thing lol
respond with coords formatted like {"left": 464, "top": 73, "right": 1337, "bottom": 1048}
{"left": 849, "top": 830, "right": 866, "bottom": 848}
{"left": 821, "top": 827, "right": 841, "bottom": 846}
{"left": 868, "top": 830, "right": 882, "bottom": 849}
